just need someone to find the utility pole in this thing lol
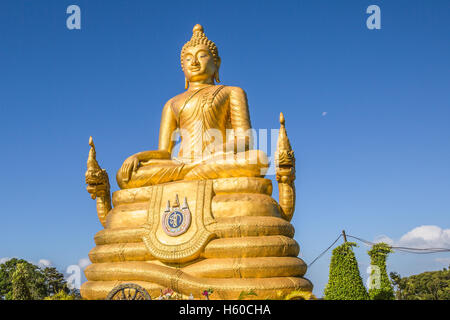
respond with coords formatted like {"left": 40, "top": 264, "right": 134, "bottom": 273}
{"left": 342, "top": 230, "right": 347, "bottom": 242}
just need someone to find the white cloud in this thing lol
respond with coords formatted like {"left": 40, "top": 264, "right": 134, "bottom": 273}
{"left": 373, "top": 234, "right": 395, "bottom": 246}
{"left": 322, "top": 112, "right": 327, "bottom": 116}
{"left": 435, "top": 257, "right": 450, "bottom": 265}
{"left": 78, "top": 257, "right": 91, "bottom": 269}
{"left": 0, "top": 257, "right": 11, "bottom": 264}
{"left": 374, "top": 225, "right": 450, "bottom": 249}
{"left": 38, "top": 259, "right": 53, "bottom": 268}
{"left": 398, "top": 225, "right": 450, "bottom": 248}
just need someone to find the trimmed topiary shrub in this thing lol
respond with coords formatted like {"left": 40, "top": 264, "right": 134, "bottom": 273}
{"left": 324, "top": 242, "right": 369, "bottom": 300}
{"left": 367, "top": 243, "right": 394, "bottom": 300}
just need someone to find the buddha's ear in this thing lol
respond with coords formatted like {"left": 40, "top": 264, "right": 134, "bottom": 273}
{"left": 214, "top": 57, "right": 221, "bottom": 83}
{"left": 216, "top": 57, "right": 221, "bottom": 69}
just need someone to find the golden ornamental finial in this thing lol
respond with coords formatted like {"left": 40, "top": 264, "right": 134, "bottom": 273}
{"left": 182, "top": 197, "right": 188, "bottom": 209}
{"left": 173, "top": 194, "right": 180, "bottom": 208}
{"left": 279, "top": 112, "right": 285, "bottom": 126}
{"left": 165, "top": 200, "right": 170, "bottom": 212}
{"left": 277, "top": 113, "right": 292, "bottom": 153}
{"left": 87, "top": 136, "right": 101, "bottom": 172}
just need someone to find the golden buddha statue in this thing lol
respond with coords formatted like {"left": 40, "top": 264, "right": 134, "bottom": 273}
{"left": 116, "top": 24, "right": 268, "bottom": 190}
{"left": 82, "top": 24, "right": 313, "bottom": 300}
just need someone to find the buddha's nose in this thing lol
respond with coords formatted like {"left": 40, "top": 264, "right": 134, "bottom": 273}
{"left": 191, "top": 57, "right": 199, "bottom": 66}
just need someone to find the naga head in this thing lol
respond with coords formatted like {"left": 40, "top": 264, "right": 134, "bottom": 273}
{"left": 276, "top": 113, "right": 296, "bottom": 184}
{"left": 86, "top": 136, "right": 110, "bottom": 199}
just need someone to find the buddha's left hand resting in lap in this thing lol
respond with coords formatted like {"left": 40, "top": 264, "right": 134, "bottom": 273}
{"left": 117, "top": 25, "right": 269, "bottom": 189}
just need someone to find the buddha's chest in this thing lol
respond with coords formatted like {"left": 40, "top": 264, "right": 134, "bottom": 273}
{"left": 174, "top": 87, "right": 230, "bottom": 129}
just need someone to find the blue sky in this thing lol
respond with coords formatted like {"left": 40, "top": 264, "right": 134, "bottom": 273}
{"left": 0, "top": 0, "right": 449, "bottom": 296}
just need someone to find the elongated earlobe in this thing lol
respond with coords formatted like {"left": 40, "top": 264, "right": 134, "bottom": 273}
{"left": 214, "top": 71, "right": 220, "bottom": 83}
{"left": 214, "top": 58, "right": 221, "bottom": 83}
{"left": 185, "top": 77, "right": 189, "bottom": 90}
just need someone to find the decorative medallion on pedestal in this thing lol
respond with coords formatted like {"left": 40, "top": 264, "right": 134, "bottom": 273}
{"left": 142, "top": 179, "right": 215, "bottom": 263}
{"left": 162, "top": 195, "right": 191, "bottom": 236}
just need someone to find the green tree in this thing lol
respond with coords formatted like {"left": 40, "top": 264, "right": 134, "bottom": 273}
{"left": 367, "top": 243, "right": 394, "bottom": 300}
{"left": 12, "top": 263, "right": 33, "bottom": 300}
{"left": 324, "top": 242, "right": 369, "bottom": 300}
{"left": 70, "top": 288, "right": 82, "bottom": 299}
{"left": 0, "top": 258, "right": 75, "bottom": 300}
{"left": 0, "top": 258, "right": 29, "bottom": 299}
{"left": 390, "top": 266, "right": 449, "bottom": 300}
{"left": 390, "top": 271, "right": 406, "bottom": 300}
{"left": 42, "top": 267, "right": 68, "bottom": 295}
{"left": 0, "top": 258, "right": 46, "bottom": 300}
{"left": 44, "top": 290, "right": 76, "bottom": 300}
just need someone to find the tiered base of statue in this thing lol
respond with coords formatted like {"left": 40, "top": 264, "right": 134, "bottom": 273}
{"left": 81, "top": 177, "right": 312, "bottom": 300}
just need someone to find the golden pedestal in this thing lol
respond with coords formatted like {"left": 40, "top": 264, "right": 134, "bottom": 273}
{"left": 81, "top": 177, "right": 312, "bottom": 300}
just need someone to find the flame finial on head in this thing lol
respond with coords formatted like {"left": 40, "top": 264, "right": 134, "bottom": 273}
{"left": 193, "top": 24, "right": 204, "bottom": 34}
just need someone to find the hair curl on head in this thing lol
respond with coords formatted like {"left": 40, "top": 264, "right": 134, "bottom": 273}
{"left": 180, "top": 24, "right": 220, "bottom": 71}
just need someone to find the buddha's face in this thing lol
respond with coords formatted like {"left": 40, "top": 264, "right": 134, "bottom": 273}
{"left": 182, "top": 44, "right": 219, "bottom": 83}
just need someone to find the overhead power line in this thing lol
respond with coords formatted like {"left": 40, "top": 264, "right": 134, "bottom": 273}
{"left": 307, "top": 234, "right": 342, "bottom": 268}
{"left": 346, "top": 234, "right": 450, "bottom": 254}
{"left": 306, "top": 231, "right": 450, "bottom": 268}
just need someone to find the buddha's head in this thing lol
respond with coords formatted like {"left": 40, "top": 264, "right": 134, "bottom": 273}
{"left": 181, "top": 24, "right": 221, "bottom": 88}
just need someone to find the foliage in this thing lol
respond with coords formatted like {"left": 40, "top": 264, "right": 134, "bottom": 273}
{"left": 283, "top": 290, "right": 316, "bottom": 300}
{"left": 44, "top": 290, "right": 76, "bottom": 300}
{"left": 202, "top": 288, "right": 213, "bottom": 300}
{"left": 238, "top": 290, "right": 257, "bottom": 300}
{"left": 69, "top": 288, "right": 82, "bottom": 299}
{"left": 6, "top": 259, "right": 47, "bottom": 300}
{"left": 367, "top": 243, "right": 394, "bottom": 300}
{"left": 390, "top": 266, "right": 450, "bottom": 300}
{"left": 1, "top": 258, "right": 36, "bottom": 299}
{"left": 0, "top": 258, "right": 74, "bottom": 300}
{"left": 42, "top": 267, "right": 69, "bottom": 296}
{"left": 12, "top": 263, "right": 34, "bottom": 300}
{"left": 324, "top": 242, "right": 369, "bottom": 300}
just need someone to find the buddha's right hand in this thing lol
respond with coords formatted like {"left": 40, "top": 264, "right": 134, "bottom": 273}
{"left": 120, "top": 155, "right": 140, "bottom": 183}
